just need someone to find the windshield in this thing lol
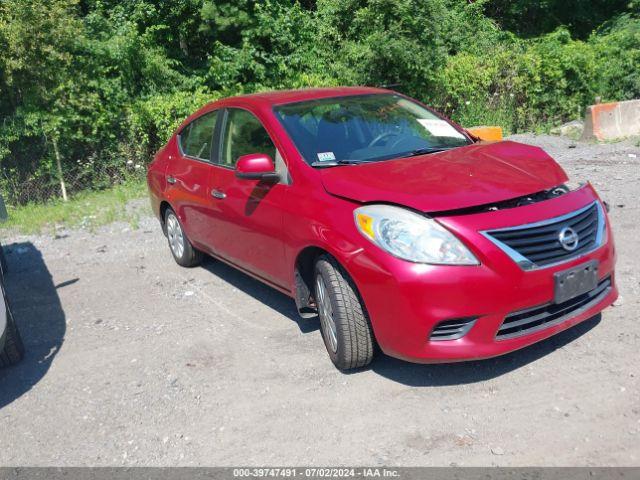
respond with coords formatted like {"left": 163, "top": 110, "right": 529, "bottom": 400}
{"left": 274, "top": 94, "right": 471, "bottom": 166}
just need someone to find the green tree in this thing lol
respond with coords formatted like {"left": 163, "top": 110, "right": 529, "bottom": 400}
{"left": 0, "top": 0, "right": 85, "bottom": 201}
{"left": 0, "top": 0, "right": 638, "bottom": 205}
{"left": 485, "top": 0, "right": 634, "bottom": 38}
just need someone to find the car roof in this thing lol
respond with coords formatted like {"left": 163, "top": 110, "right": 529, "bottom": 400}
{"left": 180, "top": 86, "right": 400, "bottom": 132}
{"left": 217, "top": 86, "right": 393, "bottom": 107}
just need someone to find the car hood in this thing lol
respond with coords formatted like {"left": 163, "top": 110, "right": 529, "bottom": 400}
{"left": 319, "top": 141, "right": 568, "bottom": 212}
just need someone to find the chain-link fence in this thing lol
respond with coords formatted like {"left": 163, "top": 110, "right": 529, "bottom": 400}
{"left": 0, "top": 162, "right": 147, "bottom": 207}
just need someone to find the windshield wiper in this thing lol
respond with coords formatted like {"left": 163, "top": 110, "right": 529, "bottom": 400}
{"left": 311, "top": 147, "right": 456, "bottom": 167}
{"left": 402, "top": 147, "right": 454, "bottom": 158}
{"left": 310, "top": 159, "right": 368, "bottom": 168}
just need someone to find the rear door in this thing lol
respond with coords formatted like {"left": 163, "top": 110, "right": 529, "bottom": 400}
{"left": 164, "top": 110, "right": 221, "bottom": 248}
{"left": 207, "top": 107, "right": 290, "bottom": 289}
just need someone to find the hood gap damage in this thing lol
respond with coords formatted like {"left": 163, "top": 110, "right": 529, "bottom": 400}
{"left": 429, "top": 185, "right": 571, "bottom": 217}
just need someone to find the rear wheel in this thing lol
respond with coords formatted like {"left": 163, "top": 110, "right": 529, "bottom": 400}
{"left": 314, "top": 255, "right": 375, "bottom": 370}
{"left": 165, "top": 209, "right": 202, "bottom": 268}
{"left": 1, "top": 303, "right": 24, "bottom": 367}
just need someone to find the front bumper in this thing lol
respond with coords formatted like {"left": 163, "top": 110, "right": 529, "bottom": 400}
{"left": 346, "top": 184, "right": 617, "bottom": 363}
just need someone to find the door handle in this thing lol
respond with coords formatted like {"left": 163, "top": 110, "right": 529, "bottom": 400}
{"left": 211, "top": 189, "right": 226, "bottom": 199}
{"left": 167, "top": 176, "right": 177, "bottom": 184}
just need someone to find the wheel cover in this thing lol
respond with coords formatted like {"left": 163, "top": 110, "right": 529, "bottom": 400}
{"left": 167, "top": 214, "right": 185, "bottom": 259}
{"left": 316, "top": 275, "right": 338, "bottom": 353}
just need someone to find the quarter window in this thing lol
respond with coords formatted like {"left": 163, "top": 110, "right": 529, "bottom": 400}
{"left": 220, "top": 109, "right": 276, "bottom": 168}
{"left": 179, "top": 111, "right": 218, "bottom": 161}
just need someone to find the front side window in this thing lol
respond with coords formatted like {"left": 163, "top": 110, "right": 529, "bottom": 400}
{"left": 220, "top": 109, "right": 276, "bottom": 168}
{"left": 179, "top": 111, "right": 218, "bottom": 161}
{"left": 274, "top": 94, "right": 471, "bottom": 165}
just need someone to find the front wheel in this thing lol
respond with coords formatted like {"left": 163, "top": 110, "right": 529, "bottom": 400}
{"left": 314, "top": 255, "right": 375, "bottom": 370}
{"left": 165, "top": 209, "right": 203, "bottom": 268}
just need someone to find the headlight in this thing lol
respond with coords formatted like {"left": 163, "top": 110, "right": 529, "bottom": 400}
{"left": 353, "top": 205, "right": 479, "bottom": 265}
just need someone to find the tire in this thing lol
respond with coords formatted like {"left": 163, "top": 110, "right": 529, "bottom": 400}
{"left": 164, "top": 208, "right": 203, "bottom": 268}
{"left": 0, "top": 244, "right": 7, "bottom": 276}
{"left": 314, "top": 254, "right": 375, "bottom": 370}
{"left": 0, "top": 303, "right": 24, "bottom": 367}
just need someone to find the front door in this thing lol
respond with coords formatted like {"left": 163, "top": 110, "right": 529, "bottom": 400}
{"left": 207, "top": 108, "right": 290, "bottom": 289}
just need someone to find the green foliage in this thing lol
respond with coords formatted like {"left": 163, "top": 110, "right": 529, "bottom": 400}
{"left": 590, "top": 14, "right": 640, "bottom": 101}
{"left": 1, "top": 0, "right": 639, "bottom": 207}
{"left": 127, "top": 89, "right": 220, "bottom": 162}
{"left": 205, "top": 0, "right": 325, "bottom": 90}
{"left": 485, "top": 0, "right": 634, "bottom": 39}
{"left": 435, "top": 17, "right": 640, "bottom": 131}
{"left": 313, "top": 0, "right": 505, "bottom": 99}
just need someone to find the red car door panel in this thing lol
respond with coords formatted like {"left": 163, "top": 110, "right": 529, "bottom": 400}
{"left": 165, "top": 154, "right": 215, "bottom": 248}
{"left": 205, "top": 108, "right": 289, "bottom": 289}
{"left": 164, "top": 111, "right": 220, "bottom": 248}
{"left": 209, "top": 168, "right": 288, "bottom": 288}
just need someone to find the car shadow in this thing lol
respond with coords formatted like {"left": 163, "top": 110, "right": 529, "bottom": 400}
{"left": 0, "top": 242, "right": 67, "bottom": 409}
{"left": 199, "top": 256, "right": 319, "bottom": 334}
{"left": 368, "top": 314, "right": 602, "bottom": 386}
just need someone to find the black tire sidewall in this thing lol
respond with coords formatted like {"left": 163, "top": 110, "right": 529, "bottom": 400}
{"left": 314, "top": 258, "right": 362, "bottom": 370}
{"left": 314, "top": 267, "right": 343, "bottom": 366}
{"left": 314, "top": 255, "right": 375, "bottom": 370}
{"left": 313, "top": 268, "right": 341, "bottom": 364}
{"left": 1, "top": 297, "right": 24, "bottom": 367}
{"left": 0, "top": 244, "right": 7, "bottom": 276}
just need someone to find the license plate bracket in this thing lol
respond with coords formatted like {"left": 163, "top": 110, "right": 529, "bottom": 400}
{"left": 554, "top": 260, "right": 599, "bottom": 304}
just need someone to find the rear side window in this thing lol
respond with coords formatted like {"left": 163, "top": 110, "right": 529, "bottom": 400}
{"left": 220, "top": 109, "right": 276, "bottom": 168}
{"left": 179, "top": 111, "right": 218, "bottom": 161}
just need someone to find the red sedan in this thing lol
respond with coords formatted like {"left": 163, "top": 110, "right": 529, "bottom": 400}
{"left": 147, "top": 87, "right": 617, "bottom": 370}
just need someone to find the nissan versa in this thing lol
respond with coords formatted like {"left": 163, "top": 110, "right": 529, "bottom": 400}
{"left": 147, "top": 87, "right": 617, "bottom": 370}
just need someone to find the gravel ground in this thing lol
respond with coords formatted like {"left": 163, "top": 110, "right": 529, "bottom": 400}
{"left": 0, "top": 134, "right": 639, "bottom": 466}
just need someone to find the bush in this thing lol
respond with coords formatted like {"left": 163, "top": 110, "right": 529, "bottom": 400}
{"left": 435, "top": 18, "right": 640, "bottom": 133}
{"left": 590, "top": 15, "right": 640, "bottom": 101}
{"left": 126, "top": 89, "right": 220, "bottom": 163}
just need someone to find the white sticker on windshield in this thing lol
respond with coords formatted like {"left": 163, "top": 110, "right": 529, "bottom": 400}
{"left": 317, "top": 151, "right": 336, "bottom": 162}
{"left": 417, "top": 119, "right": 465, "bottom": 139}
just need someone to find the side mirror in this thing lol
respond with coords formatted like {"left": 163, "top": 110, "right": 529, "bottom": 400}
{"left": 235, "top": 153, "right": 280, "bottom": 182}
{"left": 0, "top": 195, "right": 7, "bottom": 223}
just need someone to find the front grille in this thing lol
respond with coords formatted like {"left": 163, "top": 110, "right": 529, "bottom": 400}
{"left": 430, "top": 317, "right": 477, "bottom": 341}
{"left": 497, "top": 276, "right": 611, "bottom": 339}
{"left": 485, "top": 202, "right": 604, "bottom": 269}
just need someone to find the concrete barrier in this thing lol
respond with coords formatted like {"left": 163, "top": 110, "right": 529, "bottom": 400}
{"left": 582, "top": 99, "right": 640, "bottom": 141}
{"left": 467, "top": 126, "right": 503, "bottom": 141}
